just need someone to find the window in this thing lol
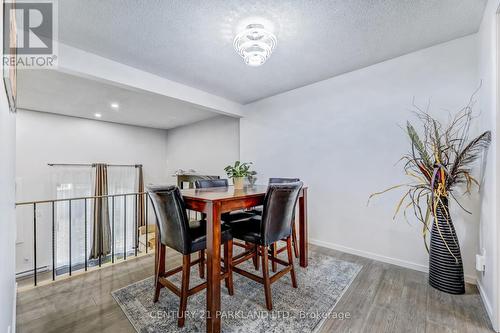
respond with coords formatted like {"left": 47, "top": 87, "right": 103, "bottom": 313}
{"left": 54, "top": 167, "right": 92, "bottom": 268}
{"left": 53, "top": 165, "right": 138, "bottom": 271}
{"left": 108, "top": 166, "right": 137, "bottom": 258}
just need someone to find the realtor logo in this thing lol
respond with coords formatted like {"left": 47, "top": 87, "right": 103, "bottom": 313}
{"left": 3, "top": 0, "right": 58, "bottom": 68}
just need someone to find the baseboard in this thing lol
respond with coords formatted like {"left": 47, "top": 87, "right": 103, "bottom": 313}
{"left": 309, "top": 238, "right": 477, "bottom": 284}
{"left": 477, "top": 280, "right": 499, "bottom": 332}
{"left": 11, "top": 282, "right": 17, "bottom": 333}
{"left": 15, "top": 266, "right": 49, "bottom": 278}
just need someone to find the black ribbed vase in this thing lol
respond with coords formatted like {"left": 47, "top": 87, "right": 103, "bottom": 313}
{"left": 428, "top": 197, "right": 465, "bottom": 294}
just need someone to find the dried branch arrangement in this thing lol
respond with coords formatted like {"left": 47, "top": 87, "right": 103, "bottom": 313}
{"left": 369, "top": 95, "right": 491, "bottom": 255}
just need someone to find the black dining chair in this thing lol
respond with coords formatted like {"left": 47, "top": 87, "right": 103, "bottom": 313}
{"left": 147, "top": 185, "right": 234, "bottom": 327}
{"left": 250, "top": 178, "right": 301, "bottom": 271}
{"left": 228, "top": 181, "right": 303, "bottom": 310}
{"left": 194, "top": 178, "right": 256, "bottom": 222}
{"left": 195, "top": 178, "right": 259, "bottom": 269}
{"left": 194, "top": 178, "right": 228, "bottom": 188}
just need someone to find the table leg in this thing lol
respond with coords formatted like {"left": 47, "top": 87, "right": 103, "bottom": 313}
{"left": 206, "top": 202, "right": 222, "bottom": 333}
{"left": 299, "top": 188, "right": 308, "bottom": 267}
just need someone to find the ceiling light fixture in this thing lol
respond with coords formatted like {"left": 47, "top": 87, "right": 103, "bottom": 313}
{"left": 94, "top": 113, "right": 102, "bottom": 118}
{"left": 110, "top": 102, "right": 119, "bottom": 110}
{"left": 233, "top": 23, "right": 277, "bottom": 67}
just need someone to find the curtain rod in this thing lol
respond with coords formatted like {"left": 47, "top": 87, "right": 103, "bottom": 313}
{"left": 48, "top": 163, "right": 142, "bottom": 168}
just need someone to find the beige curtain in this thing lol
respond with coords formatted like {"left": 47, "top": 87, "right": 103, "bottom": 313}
{"left": 90, "top": 163, "right": 111, "bottom": 259}
{"left": 137, "top": 165, "right": 146, "bottom": 227}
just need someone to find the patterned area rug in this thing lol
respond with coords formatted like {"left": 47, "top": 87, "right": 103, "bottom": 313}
{"left": 112, "top": 250, "right": 361, "bottom": 333}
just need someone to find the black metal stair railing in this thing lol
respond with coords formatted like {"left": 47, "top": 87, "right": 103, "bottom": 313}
{"left": 15, "top": 192, "right": 152, "bottom": 286}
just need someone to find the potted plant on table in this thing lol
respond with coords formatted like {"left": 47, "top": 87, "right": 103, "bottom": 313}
{"left": 369, "top": 97, "right": 491, "bottom": 294}
{"left": 224, "top": 161, "right": 256, "bottom": 190}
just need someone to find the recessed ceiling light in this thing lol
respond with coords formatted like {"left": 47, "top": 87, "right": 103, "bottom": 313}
{"left": 94, "top": 113, "right": 102, "bottom": 118}
{"left": 234, "top": 23, "right": 277, "bottom": 66}
{"left": 110, "top": 102, "right": 119, "bottom": 110}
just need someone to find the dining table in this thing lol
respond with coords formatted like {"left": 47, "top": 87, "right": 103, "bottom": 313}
{"left": 180, "top": 184, "right": 309, "bottom": 333}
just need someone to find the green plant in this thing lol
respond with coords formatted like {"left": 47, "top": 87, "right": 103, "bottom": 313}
{"left": 369, "top": 94, "right": 491, "bottom": 254}
{"left": 224, "top": 161, "right": 257, "bottom": 178}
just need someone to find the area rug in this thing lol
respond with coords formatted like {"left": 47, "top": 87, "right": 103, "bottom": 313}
{"left": 112, "top": 250, "right": 362, "bottom": 333}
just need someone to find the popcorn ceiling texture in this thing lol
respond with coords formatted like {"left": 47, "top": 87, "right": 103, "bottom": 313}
{"left": 56, "top": 0, "right": 486, "bottom": 104}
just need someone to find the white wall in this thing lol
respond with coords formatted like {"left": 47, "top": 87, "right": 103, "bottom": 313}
{"left": 15, "top": 110, "right": 169, "bottom": 273}
{"left": 165, "top": 116, "right": 240, "bottom": 182}
{"left": 241, "top": 35, "right": 481, "bottom": 280}
{"left": 0, "top": 94, "right": 16, "bottom": 333}
{"left": 0, "top": 4, "right": 17, "bottom": 332}
{"left": 477, "top": 0, "right": 500, "bottom": 330}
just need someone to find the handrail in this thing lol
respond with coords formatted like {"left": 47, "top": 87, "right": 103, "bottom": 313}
{"left": 15, "top": 191, "right": 152, "bottom": 287}
{"left": 47, "top": 163, "right": 143, "bottom": 168}
{"left": 16, "top": 191, "right": 147, "bottom": 206}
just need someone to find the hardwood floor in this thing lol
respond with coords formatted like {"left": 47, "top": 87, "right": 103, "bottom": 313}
{"left": 16, "top": 244, "right": 493, "bottom": 333}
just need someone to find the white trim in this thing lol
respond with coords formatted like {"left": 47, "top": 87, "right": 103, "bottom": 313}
{"left": 15, "top": 266, "right": 49, "bottom": 278}
{"left": 309, "top": 238, "right": 477, "bottom": 284}
{"left": 478, "top": 279, "right": 499, "bottom": 332}
{"left": 494, "top": 4, "right": 500, "bottom": 332}
{"left": 11, "top": 283, "right": 16, "bottom": 333}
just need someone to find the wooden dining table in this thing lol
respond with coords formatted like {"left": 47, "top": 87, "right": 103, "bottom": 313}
{"left": 181, "top": 185, "right": 309, "bottom": 333}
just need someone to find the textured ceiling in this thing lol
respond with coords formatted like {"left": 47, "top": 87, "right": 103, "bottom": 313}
{"left": 54, "top": 0, "right": 487, "bottom": 104}
{"left": 17, "top": 70, "right": 217, "bottom": 129}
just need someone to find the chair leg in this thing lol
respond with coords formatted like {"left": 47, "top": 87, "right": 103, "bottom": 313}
{"left": 247, "top": 241, "right": 257, "bottom": 269}
{"left": 178, "top": 254, "right": 190, "bottom": 327}
{"left": 253, "top": 244, "right": 260, "bottom": 271}
{"left": 292, "top": 223, "right": 299, "bottom": 259}
{"left": 198, "top": 250, "right": 205, "bottom": 279}
{"left": 261, "top": 245, "right": 273, "bottom": 310}
{"left": 286, "top": 237, "right": 298, "bottom": 288}
{"left": 270, "top": 243, "right": 277, "bottom": 272}
{"left": 224, "top": 239, "right": 234, "bottom": 295}
{"left": 153, "top": 243, "right": 165, "bottom": 302}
